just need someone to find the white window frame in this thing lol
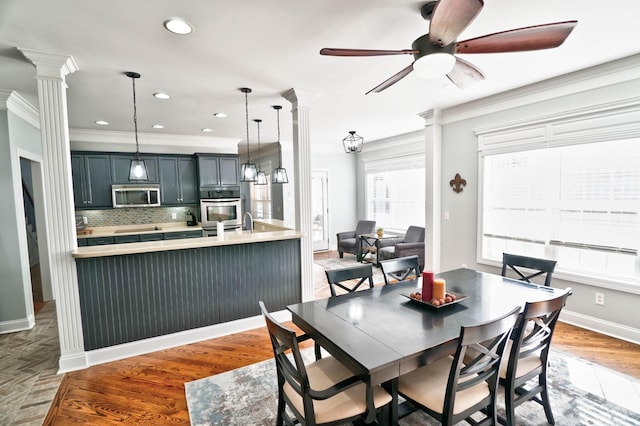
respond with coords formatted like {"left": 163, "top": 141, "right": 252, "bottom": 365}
{"left": 475, "top": 98, "right": 640, "bottom": 294}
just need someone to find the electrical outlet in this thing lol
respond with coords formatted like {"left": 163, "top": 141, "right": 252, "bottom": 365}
{"left": 172, "top": 212, "right": 177, "bottom": 220}
{"left": 444, "top": 211, "right": 450, "bottom": 220}
{"left": 595, "top": 292, "right": 605, "bottom": 305}
{"left": 82, "top": 216, "right": 88, "bottom": 224}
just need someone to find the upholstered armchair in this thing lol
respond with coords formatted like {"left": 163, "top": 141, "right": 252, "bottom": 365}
{"left": 336, "top": 220, "right": 376, "bottom": 259}
{"left": 376, "top": 226, "right": 426, "bottom": 269}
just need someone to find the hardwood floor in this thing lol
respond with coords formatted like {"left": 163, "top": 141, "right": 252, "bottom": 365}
{"left": 44, "top": 252, "right": 640, "bottom": 425}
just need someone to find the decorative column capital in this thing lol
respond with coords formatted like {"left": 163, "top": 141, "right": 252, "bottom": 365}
{"left": 418, "top": 108, "right": 441, "bottom": 127}
{"left": 18, "top": 48, "right": 79, "bottom": 80}
{"left": 282, "top": 88, "right": 317, "bottom": 108}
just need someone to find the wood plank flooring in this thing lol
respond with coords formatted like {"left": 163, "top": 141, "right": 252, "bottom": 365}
{"left": 43, "top": 252, "right": 640, "bottom": 425}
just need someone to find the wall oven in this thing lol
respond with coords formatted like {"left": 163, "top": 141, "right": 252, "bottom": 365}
{"left": 200, "top": 197, "right": 242, "bottom": 235}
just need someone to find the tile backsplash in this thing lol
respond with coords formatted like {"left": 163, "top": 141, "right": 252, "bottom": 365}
{"left": 76, "top": 205, "right": 199, "bottom": 228}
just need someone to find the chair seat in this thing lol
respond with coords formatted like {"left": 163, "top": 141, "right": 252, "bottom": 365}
{"left": 499, "top": 340, "right": 543, "bottom": 379}
{"left": 338, "top": 237, "right": 358, "bottom": 249}
{"left": 398, "top": 356, "right": 490, "bottom": 416}
{"left": 284, "top": 356, "right": 392, "bottom": 424}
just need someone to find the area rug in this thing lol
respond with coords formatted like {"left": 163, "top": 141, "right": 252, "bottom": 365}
{"left": 185, "top": 348, "right": 640, "bottom": 426}
{"left": 314, "top": 256, "right": 386, "bottom": 286}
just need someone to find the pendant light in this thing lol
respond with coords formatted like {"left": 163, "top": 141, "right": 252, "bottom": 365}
{"left": 239, "top": 87, "right": 257, "bottom": 182}
{"left": 254, "top": 119, "right": 268, "bottom": 185}
{"left": 125, "top": 71, "right": 149, "bottom": 181}
{"left": 271, "top": 105, "right": 289, "bottom": 184}
{"left": 343, "top": 130, "right": 363, "bottom": 154}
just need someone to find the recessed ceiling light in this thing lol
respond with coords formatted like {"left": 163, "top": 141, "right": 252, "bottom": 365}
{"left": 213, "top": 112, "right": 227, "bottom": 118}
{"left": 163, "top": 18, "right": 193, "bottom": 35}
{"left": 152, "top": 124, "right": 164, "bottom": 129}
{"left": 153, "top": 92, "right": 171, "bottom": 100}
{"left": 95, "top": 120, "right": 109, "bottom": 125}
{"left": 201, "top": 128, "right": 213, "bottom": 132}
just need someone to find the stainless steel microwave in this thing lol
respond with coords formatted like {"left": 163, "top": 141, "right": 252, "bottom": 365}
{"left": 200, "top": 198, "right": 242, "bottom": 230}
{"left": 112, "top": 184, "right": 161, "bottom": 208}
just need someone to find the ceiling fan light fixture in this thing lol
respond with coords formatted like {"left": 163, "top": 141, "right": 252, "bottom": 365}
{"left": 413, "top": 52, "right": 456, "bottom": 79}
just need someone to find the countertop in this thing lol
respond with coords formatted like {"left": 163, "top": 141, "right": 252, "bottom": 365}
{"left": 72, "top": 219, "right": 301, "bottom": 258}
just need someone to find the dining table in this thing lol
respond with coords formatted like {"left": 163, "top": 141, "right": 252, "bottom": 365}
{"left": 287, "top": 267, "right": 571, "bottom": 425}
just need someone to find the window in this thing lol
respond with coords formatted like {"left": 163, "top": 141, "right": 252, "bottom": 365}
{"left": 365, "top": 156, "right": 425, "bottom": 233}
{"left": 481, "top": 139, "right": 640, "bottom": 285}
{"left": 250, "top": 175, "right": 272, "bottom": 219}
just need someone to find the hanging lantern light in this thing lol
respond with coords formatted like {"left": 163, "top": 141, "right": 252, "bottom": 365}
{"left": 271, "top": 105, "right": 289, "bottom": 184}
{"left": 254, "top": 119, "right": 267, "bottom": 185}
{"left": 125, "top": 72, "right": 149, "bottom": 181}
{"left": 342, "top": 130, "right": 364, "bottom": 154}
{"left": 239, "top": 87, "right": 257, "bottom": 182}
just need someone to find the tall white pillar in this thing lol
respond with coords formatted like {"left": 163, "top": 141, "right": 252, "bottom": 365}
{"left": 19, "top": 48, "right": 86, "bottom": 372}
{"left": 419, "top": 109, "right": 442, "bottom": 272}
{"left": 282, "top": 89, "right": 315, "bottom": 302}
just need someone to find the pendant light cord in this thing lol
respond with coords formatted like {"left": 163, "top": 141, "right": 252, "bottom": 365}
{"left": 245, "top": 90, "right": 251, "bottom": 162}
{"left": 276, "top": 106, "right": 282, "bottom": 167}
{"left": 132, "top": 76, "right": 140, "bottom": 160}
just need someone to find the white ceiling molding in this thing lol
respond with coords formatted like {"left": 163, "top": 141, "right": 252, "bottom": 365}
{"left": 0, "top": 91, "right": 40, "bottom": 128}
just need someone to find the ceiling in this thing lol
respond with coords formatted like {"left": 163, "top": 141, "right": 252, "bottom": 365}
{"left": 1, "top": 0, "right": 639, "bottom": 153}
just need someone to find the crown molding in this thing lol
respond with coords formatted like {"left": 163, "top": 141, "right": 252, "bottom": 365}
{"left": 439, "top": 54, "right": 640, "bottom": 125}
{"left": 0, "top": 90, "right": 40, "bottom": 128}
{"left": 69, "top": 129, "right": 241, "bottom": 155}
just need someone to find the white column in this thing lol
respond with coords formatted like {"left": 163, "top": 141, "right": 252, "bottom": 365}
{"left": 282, "top": 89, "right": 315, "bottom": 302}
{"left": 19, "top": 48, "right": 86, "bottom": 372}
{"left": 419, "top": 109, "right": 442, "bottom": 272}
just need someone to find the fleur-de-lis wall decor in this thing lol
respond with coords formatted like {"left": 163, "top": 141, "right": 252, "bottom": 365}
{"left": 450, "top": 173, "right": 467, "bottom": 193}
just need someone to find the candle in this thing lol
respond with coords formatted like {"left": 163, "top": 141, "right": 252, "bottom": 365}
{"left": 433, "top": 278, "right": 446, "bottom": 301}
{"left": 421, "top": 271, "right": 434, "bottom": 301}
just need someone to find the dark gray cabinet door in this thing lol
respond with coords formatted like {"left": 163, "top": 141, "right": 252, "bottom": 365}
{"left": 71, "top": 154, "right": 112, "bottom": 208}
{"left": 197, "top": 155, "right": 239, "bottom": 187}
{"left": 197, "top": 156, "right": 220, "bottom": 187}
{"left": 111, "top": 155, "right": 159, "bottom": 183}
{"left": 219, "top": 156, "right": 239, "bottom": 186}
{"left": 159, "top": 156, "right": 197, "bottom": 205}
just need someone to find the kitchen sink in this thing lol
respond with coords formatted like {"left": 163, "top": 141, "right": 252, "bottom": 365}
{"left": 114, "top": 226, "right": 162, "bottom": 233}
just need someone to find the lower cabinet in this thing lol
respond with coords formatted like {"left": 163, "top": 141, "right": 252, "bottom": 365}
{"left": 163, "top": 230, "right": 203, "bottom": 240}
{"left": 80, "top": 230, "right": 201, "bottom": 246}
{"left": 86, "top": 236, "right": 115, "bottom": 246}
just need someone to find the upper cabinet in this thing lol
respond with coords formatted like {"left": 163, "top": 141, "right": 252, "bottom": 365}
{"left": 111, "top": 154, "right": 159, "bottom": 183}
{"left": 159, "top": 156, "right": 198, "bottom": 205}
{"left": 197, "top": 155, "right": 239, "bottom": 188}
{"left": 71, "top": 153, "right": 113, "bottom": 208}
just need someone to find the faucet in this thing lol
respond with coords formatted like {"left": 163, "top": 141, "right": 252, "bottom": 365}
{"left": 243, "top": 212, "right": 254, "bottom": 233}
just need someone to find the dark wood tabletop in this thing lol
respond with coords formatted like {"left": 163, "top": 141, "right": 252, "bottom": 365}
{"left": 288, "top": 268, "right": 570, "bottom": 386}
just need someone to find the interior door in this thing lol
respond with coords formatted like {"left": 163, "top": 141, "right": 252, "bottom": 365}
{"left": 312, "top": 170, "right": 329, "bottom": 251}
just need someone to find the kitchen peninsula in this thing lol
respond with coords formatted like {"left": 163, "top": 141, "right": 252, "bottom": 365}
{"left": 72, "top": 219, "right": 302, "bottom": 352}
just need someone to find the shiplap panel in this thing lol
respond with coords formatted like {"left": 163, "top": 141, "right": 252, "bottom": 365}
{"left": 76, "top": 239, "right": 301, "bottom": 350}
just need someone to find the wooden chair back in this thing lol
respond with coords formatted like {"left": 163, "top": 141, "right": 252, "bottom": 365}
{"left": 500, "top": 289, "right": 572, "bottom": 425}
{"left": 379, "top": 255, "right": 420, "bottom": 285}
{"left": 325, "top": 264, "right": 374, "bottom": 297}
{"left": 501, "top": 253, "right": 557, "bottom": 286}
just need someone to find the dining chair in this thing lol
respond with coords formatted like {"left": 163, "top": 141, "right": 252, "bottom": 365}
{"left": 499, "top": 288, "right": 572, "bottom": 425}
{"left": 336, "top": 220, "right": 376, "bottom": 259}
{"left": 258, "top": 301, "right": 392, "bottom": 426}
{"left": 324, "top": 264, "right": 374, "bottom": 297}
{"left": 397, "top": 306, "right": 520, "bottom": 426}
{"left": 501, "top": 253, "right": 558, "bottom": 287}
{"left": 379, "top": 255, "right": 420, "bottom": 285}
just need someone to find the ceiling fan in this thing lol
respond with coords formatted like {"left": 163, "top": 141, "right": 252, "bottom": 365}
{"left": 320, "top": 0, "right": 577, "bottom": 94}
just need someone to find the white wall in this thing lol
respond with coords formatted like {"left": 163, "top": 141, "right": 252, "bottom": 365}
{"left": 0, "top": 93, "right": 43, "bottom": 333}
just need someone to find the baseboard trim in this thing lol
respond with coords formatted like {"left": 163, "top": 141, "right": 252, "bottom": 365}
{"left": 83, "top": 310, "right": 292, "bottom": 369}
{"left": 0, "top": 314, "right": 35, "bottom": 334}
{"left": 561, "top": 309, "right": 640, "bottom": 345}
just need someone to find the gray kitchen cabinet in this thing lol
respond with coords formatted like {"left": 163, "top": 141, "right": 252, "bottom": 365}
{"left": 139, "top": 233, "right": 164, "bottom": 242}
{"left": 163, "top": 230, "right": 202, "bottom": 240}
{"left": 111, "top": 154, "right": 159, "bottom": 183}
{"left": 86, "top": 236, "right": 115, "bottom": 245}
{"left": 71, "top": 153, "right": 112, "bottom": 208}
{"left": 113, "top": 234, "right": 140, "bottom": 244}
{"left": 197, "top": 155, "right": 239, "bottom": 188}
{"left": 159, "top": 156, "right": 197, "bottom": 205}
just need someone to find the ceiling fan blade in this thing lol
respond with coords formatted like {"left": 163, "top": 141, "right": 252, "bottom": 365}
{"left": 446, "top": 56, "right": 485, "bottom": 88}
{"left": 429, "top": 0, "right": 484, "bottom": 47}
{"left": 320, "top": 48, "right": 418, "bottom": 57}
{"left": 366, "top": 63, "right": 414, "bottom": 94}
{"left": 455, "top": 21, "right": 578, "bottom": 53}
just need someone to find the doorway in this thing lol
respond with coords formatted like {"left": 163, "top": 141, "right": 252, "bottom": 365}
{"left": 311, "top": 170, "right": 329, "bottom": 251}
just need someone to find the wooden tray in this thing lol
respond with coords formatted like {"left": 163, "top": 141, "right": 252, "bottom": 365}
{"left": 402, "top": 291, "right": 468, "bottom": 309}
